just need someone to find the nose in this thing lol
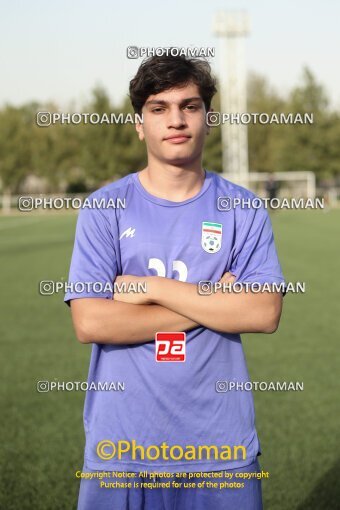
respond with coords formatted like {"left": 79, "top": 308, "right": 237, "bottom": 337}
{"left": 166, "top": 106, "right": 186, "bottom": 129}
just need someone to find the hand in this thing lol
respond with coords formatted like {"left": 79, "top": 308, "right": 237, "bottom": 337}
{"left": 219, "top": 271, "right": 236, "bottom": 284}
{"left": 113, "top": 275, "right": 153, "bottom": 305}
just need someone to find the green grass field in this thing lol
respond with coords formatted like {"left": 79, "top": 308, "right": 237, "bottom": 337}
{"left": 0, "top": 210, "right": 339, "bottom": 510}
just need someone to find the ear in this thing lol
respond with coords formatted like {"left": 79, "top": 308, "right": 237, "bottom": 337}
{"left": 135, "top": 117, "right": 145, "bottom": 141}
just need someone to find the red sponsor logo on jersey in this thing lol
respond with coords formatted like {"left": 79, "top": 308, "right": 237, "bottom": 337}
{"left": 155, "top": 332, "right": 186, "bottom": 362}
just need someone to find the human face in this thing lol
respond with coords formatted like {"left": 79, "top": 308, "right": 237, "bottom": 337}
{"left": 136, "top": 82, "right": 210, "bottom": 166}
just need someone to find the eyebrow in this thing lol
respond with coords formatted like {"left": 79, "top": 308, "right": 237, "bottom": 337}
{"left": 145, "top": 96, "right": 203, "bottom": 107}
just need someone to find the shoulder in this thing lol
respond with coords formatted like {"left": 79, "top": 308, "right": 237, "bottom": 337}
{"left": 76, "top": 173, "right": 135, "bottom": 230}
{"left": 207, "top": 170, "right": 270, "bottom": 231}
{"left": 208, "top": 170, "right": 258, "bottom": 201}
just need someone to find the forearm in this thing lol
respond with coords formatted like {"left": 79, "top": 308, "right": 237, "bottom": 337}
{"left": 70, "top": 298, "right": 199, "bottom": 344}
{"left": 149, "top": 278, "right": 282, "bottom": 334}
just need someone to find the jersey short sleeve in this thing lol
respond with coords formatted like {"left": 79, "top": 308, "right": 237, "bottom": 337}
{"left": 230, "top": 204, "right": 286, "bottom": 291}
{"left": 64, "top": 206, "right": 118, "bottom": 306}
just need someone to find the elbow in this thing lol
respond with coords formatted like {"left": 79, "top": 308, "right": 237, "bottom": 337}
{"left": 261, "top": 298, "right": 283, "bottom": 334}
{"left": 261, "top": 318, "right": 280, "bottom": 334}
{"left": 70, "top": 298, "right": 115, "bottom": 344}
{"left": 74, "top": 318, "right": 94, "bottom": 344}
{"left": 76, "top": 332, "right": 93, "bottom": 345}
{"left": 70, "top": 305, "right": 94, "bottom": 344}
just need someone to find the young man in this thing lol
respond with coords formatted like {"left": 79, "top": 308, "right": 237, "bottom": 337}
{"left": 65, "top": 54, "right": 285, "bottom": 510}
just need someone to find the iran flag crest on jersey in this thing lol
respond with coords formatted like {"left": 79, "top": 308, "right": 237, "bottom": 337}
{"left": 201, "top": 222, "right": 223, "bottom": 253}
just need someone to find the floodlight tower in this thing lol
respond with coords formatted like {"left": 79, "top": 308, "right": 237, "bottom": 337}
{"left": 213, "top": 11, "right": 250, "bottom": 186}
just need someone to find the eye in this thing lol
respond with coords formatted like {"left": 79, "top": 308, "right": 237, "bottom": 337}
{"left": 151, "top": 107, "right": 165, "bottom": 113}
{"left": 184, "top": 104, "right": 199, "bottom": 111}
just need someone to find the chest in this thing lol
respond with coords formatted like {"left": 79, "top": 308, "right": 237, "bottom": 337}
{"left": 115, "top": 202, "right": 236, "bottom": 282}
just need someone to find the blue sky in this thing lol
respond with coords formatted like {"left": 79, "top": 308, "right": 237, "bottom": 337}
{"left": 1, "top": 0, "right": 339, "bottom": 108}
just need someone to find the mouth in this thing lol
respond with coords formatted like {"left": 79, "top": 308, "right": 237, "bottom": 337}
{"left": 164, "top": 135, "right": 191, "bottom": 144}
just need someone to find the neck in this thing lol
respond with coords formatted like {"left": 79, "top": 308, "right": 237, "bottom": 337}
{"left": 138, "top": 157, "right": 205, "bottom": 202}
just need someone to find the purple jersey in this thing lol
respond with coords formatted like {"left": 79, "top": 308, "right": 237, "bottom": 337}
{"left": 65, "top": 170, "right": 285, "bottom": 473}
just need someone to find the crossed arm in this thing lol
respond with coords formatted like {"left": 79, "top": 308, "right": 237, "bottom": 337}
{"left": 70, "top": 272, "right": 283, "bottom": 344}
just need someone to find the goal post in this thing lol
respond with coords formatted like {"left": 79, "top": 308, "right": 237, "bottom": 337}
{"left": 222, "top": 171, "right": 316, "bottom": 199}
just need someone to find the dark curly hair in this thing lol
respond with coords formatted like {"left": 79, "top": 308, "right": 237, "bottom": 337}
{"left": 129, "top": 53, "right": 217, "bottom": 115}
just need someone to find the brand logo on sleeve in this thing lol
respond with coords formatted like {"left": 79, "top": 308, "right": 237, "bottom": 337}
{"left": 119, "top": 227, "right": 136, "bottom": 240}
{"left": 201, "top": 222, "right": 222, "bottom": 253}
{"left": 155, "top": 332, "right": 186, "bottom": 362}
